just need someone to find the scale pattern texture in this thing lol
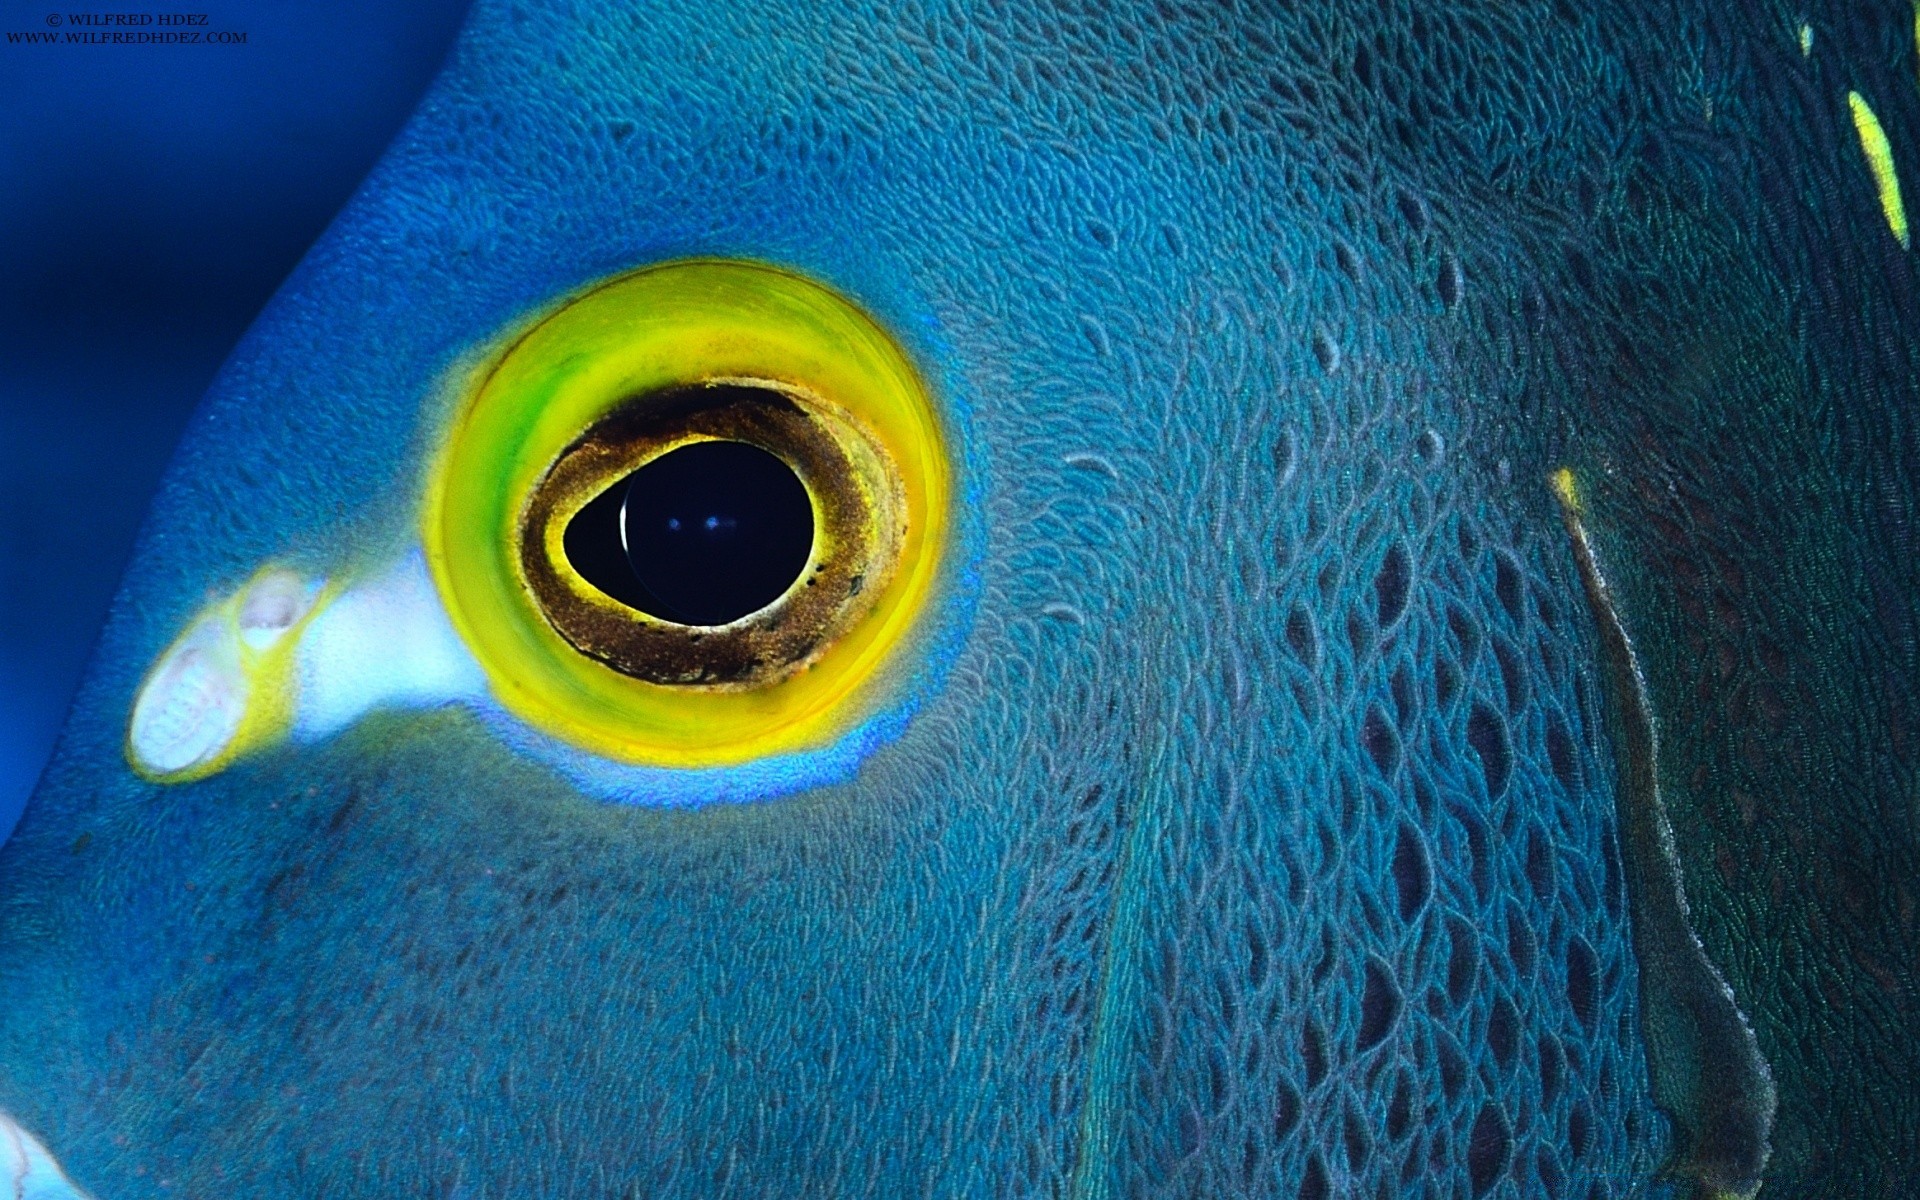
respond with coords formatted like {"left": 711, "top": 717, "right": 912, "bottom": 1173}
{"left": 0, "top": 0, "right": 1915, "bottom": 1197}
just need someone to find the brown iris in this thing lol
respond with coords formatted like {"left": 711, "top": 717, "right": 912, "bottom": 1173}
{"left": 518, "top": 380, "right": 904, "bottom": 689}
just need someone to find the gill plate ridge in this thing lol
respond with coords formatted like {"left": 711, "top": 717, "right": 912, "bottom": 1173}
{"left": 1552, "top": 469, "right": 1775, "bottom": 1200}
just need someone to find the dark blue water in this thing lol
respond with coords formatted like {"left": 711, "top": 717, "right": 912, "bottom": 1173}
{"left": 0, "top": 0, "right": 470, "bottom": 842}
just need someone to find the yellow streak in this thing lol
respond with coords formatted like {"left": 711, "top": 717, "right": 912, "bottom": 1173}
{"left": 1799, "top": 22, "right": 1812, "bottom": 57}
{"left": 1849, "top": 91, "right": 1910, "bottom": 249}
{"left": 1550, "top": 466, "right": 1581, "bottom": 516}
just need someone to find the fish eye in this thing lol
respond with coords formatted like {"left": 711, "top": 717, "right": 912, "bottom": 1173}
{"left": 609, "top": 440, "right": 811, "bottom": 625}
{"left": 423, "top": 260, "right": 949, "bottom": 769}
{"left": 526, "top": 379, "right": 903, "bottom": 687}
{"left": 563, "top": 430, "right": 814, "bottom": 629}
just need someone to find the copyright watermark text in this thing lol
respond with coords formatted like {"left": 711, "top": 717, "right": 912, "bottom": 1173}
{"left": 8, "top": 13, "right": 248, "bottom": 44}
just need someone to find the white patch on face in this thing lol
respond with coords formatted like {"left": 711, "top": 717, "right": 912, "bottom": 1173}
{"left": 2, "top": 1111, "right": 93, "bottom": 1199}
{"left": 127, "top": 611, "right": 249, "bottom": 777}
{"left": 125, "top": 545, "right": 883, "bottom": 802}
{"left": 127, "top": 568, "right": 324, "bottom": 780}
{"left": 291, "top": 550, "right": 487, "bottom": 741}
{"left": 128, "top": 551, "right": 489, "bottom": 783}
{"left": 236, "top": 568, "right": 319, "bottom": 652}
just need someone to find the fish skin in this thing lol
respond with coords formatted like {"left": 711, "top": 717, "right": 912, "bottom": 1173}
{"left": 2, "top": 0, "right": 1917, "bottom": 1196}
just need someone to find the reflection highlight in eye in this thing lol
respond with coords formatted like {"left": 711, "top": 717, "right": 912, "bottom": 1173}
{"left": 126, "top": 262, "right": 970, "bottom": 804}
{"left": 520, "top": 378, "right": 905, "bottom": 690}
{"left": 422, "top": 259, "right": 952, "bottom": 770}
{"left": 561, "top": 437, "right": 815, "bottom": 627}
{"left": 607, "top": 439, "right": 814, "bottom": 627}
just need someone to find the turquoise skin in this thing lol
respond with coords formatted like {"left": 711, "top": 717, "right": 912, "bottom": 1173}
{"left": 2, "top": 1, "right": 1916, "bottom": 1196}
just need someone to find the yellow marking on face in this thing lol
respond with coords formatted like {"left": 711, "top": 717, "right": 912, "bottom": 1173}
{"left": 422, "top": 259, "right": 950, "bottom": 769}
{"left": 1849, "top": 91, "right": 1910, "bottom": 249}
{"left": 127, "top": 568, "right": 330, "bottom": 782}
{"left": 1799, "top": 22, "right": 1812, "bottom": 57}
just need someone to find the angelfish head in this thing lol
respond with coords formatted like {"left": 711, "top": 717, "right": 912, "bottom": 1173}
{"left": 0, "top": 1, "right": 1718, "bottom": 1196}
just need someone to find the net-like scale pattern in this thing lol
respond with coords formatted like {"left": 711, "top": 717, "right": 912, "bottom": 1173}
{"left": 2, "top": 0, "right": 1917, "bottom": 1196}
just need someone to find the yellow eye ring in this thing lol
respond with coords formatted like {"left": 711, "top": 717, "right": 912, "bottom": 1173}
{"left": 521, "top": 378, "right": 904, "bottom": 688}
{"left": 421, "top": 260, "right": 949, "bottom": 769}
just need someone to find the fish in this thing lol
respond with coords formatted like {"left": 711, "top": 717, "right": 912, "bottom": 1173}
{"left": 3, "top": 0, "right": 1917, "bottom": 1196}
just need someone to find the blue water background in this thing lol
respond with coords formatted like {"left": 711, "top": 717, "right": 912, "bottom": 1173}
{"left": 0, "top": 0, "right": 471, "bottom": 842}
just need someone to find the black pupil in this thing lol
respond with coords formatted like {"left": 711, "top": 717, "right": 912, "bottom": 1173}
{"left": 563, "top": 440, "right": 813, "bottom": 626}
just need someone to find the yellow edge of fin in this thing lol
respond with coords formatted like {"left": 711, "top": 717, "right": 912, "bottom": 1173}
{"left": 1848, "top": 90, "right": 1910, "bottom": 249}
